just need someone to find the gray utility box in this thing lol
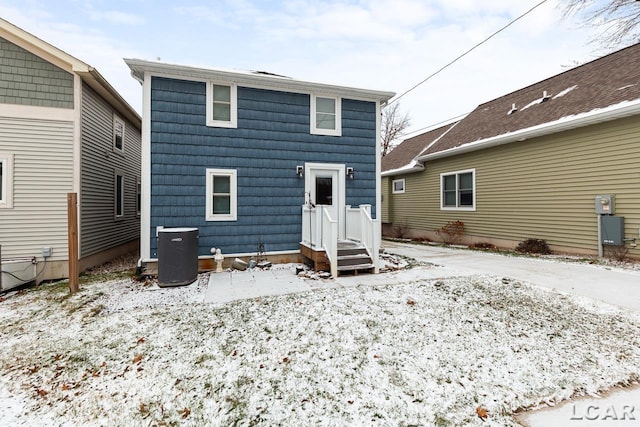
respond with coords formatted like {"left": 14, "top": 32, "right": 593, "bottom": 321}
{"left": 157, "top": 227, "right": 199, "bottom": 287}
{"left": 601, "top": 216, "right": 624, "bottom": 246}
{"left": 595, "top": 194, "right": 615, "bottom": 215}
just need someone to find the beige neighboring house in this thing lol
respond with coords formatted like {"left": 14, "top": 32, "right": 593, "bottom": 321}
{"left": 0, "top": 18, "right": 141, "bottom": 290}
{"left": 382, "top": 42, "right": 640, "bottom": 260}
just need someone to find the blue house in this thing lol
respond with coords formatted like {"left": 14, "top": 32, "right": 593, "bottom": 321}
{"left": 125, "top": 59, "right": 394, "bottom": 276}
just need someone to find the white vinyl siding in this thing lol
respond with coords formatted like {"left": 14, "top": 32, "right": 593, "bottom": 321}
{"left": 0, "top": 153, "right": 13, "bottom": 208}
{"left": 206, "top": 82, "right": 237, "bottom": 128}
{"left": 441, "top": 169, "right": 476, "bottom": 211}
{"left": 206, "top": 168, "right": 237, "bottom": 221}
{"left": 0, "top": 117, "right": 73, "bottom": 260}
{"left": 311, "top": 94, "right": 341, "bottom": 136}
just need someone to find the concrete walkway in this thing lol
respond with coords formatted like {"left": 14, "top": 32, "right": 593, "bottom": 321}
{"left": 383, "top": 240, "right": 640, "bottom": 312}
{"left": 204, "top": 241, "right": 640, "bottom": 426}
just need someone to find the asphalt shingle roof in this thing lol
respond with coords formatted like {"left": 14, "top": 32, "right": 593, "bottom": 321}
{"left": 381, "top": 122, "right": 456, "bottom": 173}
{"left": 385, "top": 42, "right": 640, "bottom": 172}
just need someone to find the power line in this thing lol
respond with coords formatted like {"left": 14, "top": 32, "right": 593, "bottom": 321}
{"left": 388, "top": 0, "right": 550, "bottom": 106}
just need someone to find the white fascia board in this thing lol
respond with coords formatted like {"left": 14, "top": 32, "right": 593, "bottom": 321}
{"left": 381, "top": 160, "right": 425, "bottom": 177}
{"left": 124, "top": 58, "right": 395, "bottom": 103}
{"left": 0, "top": 17, "right": 90, "bottom": 73}
{"left": 417, "top": 99, "right": 640, "bottom": 162}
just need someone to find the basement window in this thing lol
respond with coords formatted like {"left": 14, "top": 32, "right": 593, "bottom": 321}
{"left": 441, "top": 169, "right": 475, "bottom": 211}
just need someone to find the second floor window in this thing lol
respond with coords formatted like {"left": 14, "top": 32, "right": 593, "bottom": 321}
{"left": 207, "top": 82, "right": 237, "bottom": 128}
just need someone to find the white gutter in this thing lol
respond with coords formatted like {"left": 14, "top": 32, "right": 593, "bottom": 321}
{"left": 381, "top": 160, "right": 425, "bottom": 177}
{"left": 124, "top": 58, "right": 395, "bottom": 103}
{"left": 416, "top": 98, "right": 640, "bottom": 162}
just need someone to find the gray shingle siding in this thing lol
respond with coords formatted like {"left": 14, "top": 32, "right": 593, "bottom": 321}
{"left": 0, "top": 36, "right": 74, "bottom": 108}
{"left": 149, "top": 76, "right": 377, "bottom": 256}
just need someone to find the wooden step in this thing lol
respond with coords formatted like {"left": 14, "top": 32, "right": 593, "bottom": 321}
{"left": 337, "top": 263, "right": 375, "bottom": 272}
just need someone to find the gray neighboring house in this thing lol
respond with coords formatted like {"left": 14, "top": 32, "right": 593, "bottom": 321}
{"left": 0, "top": 18, "right": 141, "bottom": 290}
{"left": 382, "top": 42, "right": 640, "bottom": 260}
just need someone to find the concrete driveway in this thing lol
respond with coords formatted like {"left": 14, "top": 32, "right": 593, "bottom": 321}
{"left": 382, "top": 240, "right": 640, "bottom": 427}
{"left": 383, "top": 240, "right": 640, "bottom": 312}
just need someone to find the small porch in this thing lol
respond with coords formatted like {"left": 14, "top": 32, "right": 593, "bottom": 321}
{"left": 300, "top": 204, "right": 380, "bottom": 277}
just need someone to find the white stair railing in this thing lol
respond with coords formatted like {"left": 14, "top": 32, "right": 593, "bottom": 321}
{"left": 344, "top": 204, "right": 380, "bottom": 273}
{"left": 321, "top": 207, "right": 338, "bottom": 277}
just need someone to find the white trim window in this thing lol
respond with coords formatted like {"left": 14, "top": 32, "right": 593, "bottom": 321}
{"left": 311, "top": 94, "right": 341, "bottom": 136}
{"left": 206, "top": 168, "right": 237, "bottom": 221}
{"left": 206, "top": 81, "right": 237, "bottom": 128}
{"left": 0, "top": 153, "right": 14, "bottom": 208}
{"left": 115, "top": 172, "right": 124, "bottom": 218}
{"left": 440, "top": 168, "right": 476, "bottom": 211}
{"left": 136, "top": 178, "right": 141, "bottom": 216}
{"left": 113, "top": 115, "right": 125, "bottom": 152}
{"left": 392, "top": 178, "right": 405, "bottom": 194}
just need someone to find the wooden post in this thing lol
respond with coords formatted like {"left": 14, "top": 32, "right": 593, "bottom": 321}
{"left": 67, "top": 192, "right": 79, "bottom": 293}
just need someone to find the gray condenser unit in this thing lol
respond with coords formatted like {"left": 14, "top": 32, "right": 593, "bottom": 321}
{"left": 157, "top": 227, "right": 199, "bottom": 287}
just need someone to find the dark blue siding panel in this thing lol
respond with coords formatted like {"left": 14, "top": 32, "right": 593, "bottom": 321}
{"left": 149, "top": 77, "right": 378, "bottom": 256}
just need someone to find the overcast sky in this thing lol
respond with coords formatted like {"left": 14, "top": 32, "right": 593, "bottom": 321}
{"left": 0, "top": 0, "right": 614, "bottom": 137}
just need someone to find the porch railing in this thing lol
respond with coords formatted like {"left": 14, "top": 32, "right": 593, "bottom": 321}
{"left": 345, "top": 204, "right": 380, "bottom": 273}
{"left": 302, "top": 204, "right": 379, "bottom": 275}
{"left": 321, "top": 207, "right": 338, "bottom": 278}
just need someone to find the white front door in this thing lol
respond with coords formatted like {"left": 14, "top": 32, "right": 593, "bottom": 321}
{"left": 305, "top": 163, "right": 346, "bottom": 239}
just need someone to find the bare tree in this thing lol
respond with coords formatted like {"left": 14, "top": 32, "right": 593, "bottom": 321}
{"left": 561, "top": 0, "right": 640, "bottom": 48}
{"left": 381, "top": 102, "right": 411, "bottom": 157}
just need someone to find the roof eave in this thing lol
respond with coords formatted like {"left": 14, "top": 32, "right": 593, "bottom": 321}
{"left": 78, "top": 69, "right": 141, "bottom": 130}
{"left": 124, "top": 58, "right": 396, "bottom": 103}
{"left": 381, "top": 162, "right": 425, "bottom": 177}
{"left": 416, "top": 99, "right": 640, "bottom": 162}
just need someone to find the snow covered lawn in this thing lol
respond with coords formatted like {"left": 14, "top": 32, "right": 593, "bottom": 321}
{"left": 1, "top": 269, "right": 640, "bottom": 426}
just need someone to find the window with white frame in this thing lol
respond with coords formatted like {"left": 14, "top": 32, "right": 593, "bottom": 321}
{"left": 113, "top": 115, "right": 125, "bottom": 152}
{"left": 136, "top": 179, "right": 141, "bottom": 216}
{"left": 441, "top": 169, "right": 475, "bottom": 210}
{"left": 392, "top": 179, "right": 405, "bottom": 194}
{"left": 206, "top": 169, "right": 237, "bottom": 221}
{"left": 115, "top": 172, "right": 124, "bottom": 218}
{"left": 206, "top": 82, "right": 237, "bottom": 128}
{"left": 311, "top": 94, "right": 341, "bottom": 136}
{"left": 0, "top": 153, "right": 13, "bottom": 209}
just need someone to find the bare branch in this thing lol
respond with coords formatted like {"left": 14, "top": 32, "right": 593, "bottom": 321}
{"left": 560, "top": 0, "right": 640, "bottom": 48}
{"left": 381, "top": 103, "right": 411, "bottom": 157}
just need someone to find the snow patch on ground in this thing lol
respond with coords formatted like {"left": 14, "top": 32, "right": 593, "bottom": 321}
{"left": 1, "top": 270, "right": 640, "bottom": 426}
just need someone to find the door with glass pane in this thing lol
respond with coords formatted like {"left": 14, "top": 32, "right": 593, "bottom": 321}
{"left": 305, "top": 163, "right": 346, "bottom": 239}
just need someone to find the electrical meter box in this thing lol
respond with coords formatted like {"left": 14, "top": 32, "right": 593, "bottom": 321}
{"left": 601, "top": 215, "right": 624, "bottom": 245}
{"left": 595, "top": 194, "right": 615, "bottom": 215}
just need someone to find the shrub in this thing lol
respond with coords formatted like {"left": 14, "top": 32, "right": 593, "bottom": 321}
{"left": 435, "top": 220, "right": 464, "bottom": 245}
{"left": 515, "top": 238, "right": 551, "bottom": 255}
{"left": 469, "top": 242, "right": 497, "bottom": 251}
{"left": 606, "top": 244, "right": 629, "bottom": 262}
